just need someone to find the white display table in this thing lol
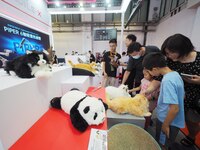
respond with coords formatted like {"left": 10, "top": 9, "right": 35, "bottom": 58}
{"left": 61, "top": 76, "right": 90, "bottom": 94}
{"left": 0, "top": 66, "right": 72, "bottom": 149}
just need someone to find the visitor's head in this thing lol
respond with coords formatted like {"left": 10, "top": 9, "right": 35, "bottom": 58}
{"left": 161, "top": 34, "right": 194, "bottom": 62}
{"left": 143, "top": 69, "right": 153, "bottom": 81}
{"left": 109, "top": 39, "right": 117, "bottom": 53}
{"left": 122, "top": 51, "right": 126, "bottom": 56}
{"left": 143, "top": 52, "right": 167, "bottom": 77}
{"left": 125, "top": 34, "right": 137, "bottom": 47}
{"left": 127, "top": 42, "right": 142, "bottom": 57}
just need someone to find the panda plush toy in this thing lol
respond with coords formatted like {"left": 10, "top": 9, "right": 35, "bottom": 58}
{"left": 50, "top": 89, "right": 108, "bottom": 132}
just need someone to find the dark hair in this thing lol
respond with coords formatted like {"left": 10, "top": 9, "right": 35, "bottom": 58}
{"left": 126, "top": 34, "right": 137, "bottom": 42}
{"left": 161, "top": 34, "right": 194, "bottom": 58}
{"left": 89, "top": 51, "right": 91, "bottom": 53}
{"left": 122, "top": 51, "right": 126, "bottom": 55}
{"left": 143, "top": 52, "right": 167, "bottom": 70}
{"left": 127, "top": 42, "right": 142, "bottom": 54}
{"left": 109, "top": 39, "right": 117, "bottom": 44}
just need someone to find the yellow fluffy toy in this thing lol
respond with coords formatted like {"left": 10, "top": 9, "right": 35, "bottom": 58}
{"left": 106, "top": 94, "right": 151, "bottom": 117}
{"left": 68, "top": 60, "right": 97, "bottom": 74}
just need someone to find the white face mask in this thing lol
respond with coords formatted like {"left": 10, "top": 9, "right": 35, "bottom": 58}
{"left": 132, "top": 55, "right": 141, "bottom": 59}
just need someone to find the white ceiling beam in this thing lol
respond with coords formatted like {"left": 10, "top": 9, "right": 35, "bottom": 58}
{"left": 47, "top": 0, "right": 132, "bottom": 15}
{"left": 48, "top": 9, "right": 122, "bottom": 14}
{"left": 120, "top": 0, "right": 131, "bottom": 12}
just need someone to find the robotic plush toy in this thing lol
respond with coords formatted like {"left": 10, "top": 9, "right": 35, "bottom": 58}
{"left": 4, "top": 50, "right": 51, "bottom": 78}
{"left": 106, "top": 94, "right": 151, "bottom": 117}
{"left": 50, "top": 89, "right": 108, "bottom": 132}
{"left": 105, "top": 84, "right": 131, "bottom": 100}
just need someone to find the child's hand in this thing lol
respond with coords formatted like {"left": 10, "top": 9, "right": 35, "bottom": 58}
{"left": 141, "top": 91, "right": 149, "bottom": 97}
{"left": 161, "top": 123, "right": 170, "bottom": 138}
{"left": 128, "top": 90, "right": 132, "bottom": 93}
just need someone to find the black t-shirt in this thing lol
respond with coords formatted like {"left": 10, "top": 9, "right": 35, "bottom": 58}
{"left": 90, "top": 54, "right": 95, "bottom": 63}
{"left": 126, "top": 56, "right": 143, "bottom": 83}
{"left": 102, "top": 51, "right": 121, "bottom": 77}
{"left": 126, "top": 45, "right": 160, "bottom": 83}
{"left": 125, "top": 56, "right": 136, "bottom": 84}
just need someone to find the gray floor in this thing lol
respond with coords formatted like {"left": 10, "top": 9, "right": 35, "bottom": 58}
{"left": 146, "top": 110, "right": 199, "bottom": 150}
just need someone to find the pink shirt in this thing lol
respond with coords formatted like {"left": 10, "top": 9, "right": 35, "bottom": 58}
{"left": 139, "top": 78, "right": 159, "bottom": 100}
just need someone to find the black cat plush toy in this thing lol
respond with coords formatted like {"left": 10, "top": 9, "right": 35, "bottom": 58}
{"left": 4, "top": 50, "right": 52, "bottom": 78}
{"left": 50, "top": 89, "right": 108, "bottom": 132}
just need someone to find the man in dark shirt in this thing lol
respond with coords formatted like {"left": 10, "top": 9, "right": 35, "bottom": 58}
{"left": 88, "top": 51, "right": 95, "bottom": 63}
{"left": 122, "top": 42, "right": 160, "bottom": 91}
{"left": 124, "top": 34, "right": 137, "bottom": 90}
{"left": 102, "top": 39, "right": 121, "bottom": 87}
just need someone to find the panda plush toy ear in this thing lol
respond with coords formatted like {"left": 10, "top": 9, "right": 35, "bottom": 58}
{"left": 70, "top": 97, "right": 89, "bottom": 132}
{"left": 98, "top": 98, "right": 108, "bottom": 110}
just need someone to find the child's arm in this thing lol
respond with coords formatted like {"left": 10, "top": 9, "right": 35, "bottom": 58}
{"left": 162, "top": 104, "right": 179, "bottom": 138}
{"left": 129, "top": 86, "right": 141, "bottom": 93}
{"left": 143, "top": 80, "right": 160, "bottom": 95}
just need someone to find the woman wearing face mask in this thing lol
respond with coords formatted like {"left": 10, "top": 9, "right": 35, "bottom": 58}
{"left": 122, "top": 42, "right": 160, "bottom": 93}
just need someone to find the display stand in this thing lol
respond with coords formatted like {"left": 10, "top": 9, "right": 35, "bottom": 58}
{"left": 107, "top": 110, "right": 145, "bottom": 128}
{"left": 0, "top": 66, "right": 72, "bottom": 149}
{"left": 61, "top": 76, "right": 90, "bottom": 94}
{"left": 9, "top": 87, "right": 107, "bottom": 150}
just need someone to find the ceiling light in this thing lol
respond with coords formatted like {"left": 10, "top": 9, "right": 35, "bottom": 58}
{"left": 55, "top": 1, "right": 60, "bottom": 7}
{"left": 91, "top": 4, "right": 95, "bottom": 8}
{"left": 108, "top": 4, "right": 111, "bottom": 7}
{"left": 106, "top": 0, "right": 110, "bottom": 3}
{"left": 80, "top": 2, "right": 83, "bottom": 7}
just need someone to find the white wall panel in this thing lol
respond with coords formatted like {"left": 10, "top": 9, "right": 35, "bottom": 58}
{"left": 146, "top": 8, "right": 196, "bottom": 49}
{"left": 0, "top": 0, "right": 51, "bottom": 34}
{"left": 53, "top": 32, "right": 83, "bottom": 57}
{"left": 191, "top": 6, "right": 200, "bottom": 50}
{"left": 93, "top": 14, "right": 105, "bottom": 22}
{"left": 81, "top": 14, "right": 92, "bottom": 22}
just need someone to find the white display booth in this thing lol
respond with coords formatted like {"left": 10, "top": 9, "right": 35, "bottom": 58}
{"left": 0, "top": 66, "right": 72, "bottom": 149}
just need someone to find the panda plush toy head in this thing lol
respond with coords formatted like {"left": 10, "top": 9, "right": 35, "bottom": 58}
{"left": 51, "top": 89, "right": 108, "bottom": 132}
